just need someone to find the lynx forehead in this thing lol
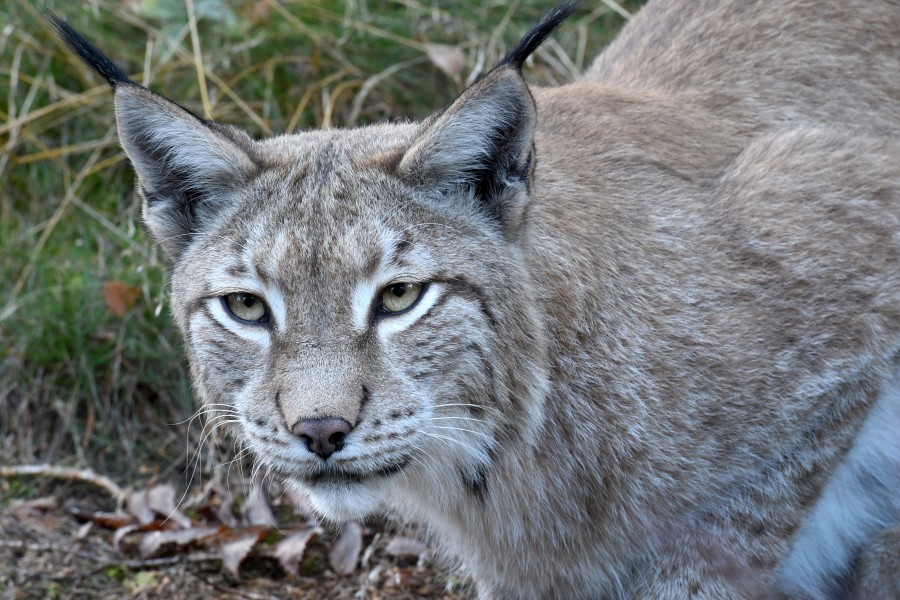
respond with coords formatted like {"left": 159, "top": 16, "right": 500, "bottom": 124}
{"left": 51, "top": 0, "right": 900, "bottom": 598}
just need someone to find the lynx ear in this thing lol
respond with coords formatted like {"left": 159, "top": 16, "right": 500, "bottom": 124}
{"left": 398, "top": 66, "right": 536, "bottom": 231}
{"left": 114, "top": 85, "right": 256, "bottom": 260}
{"left": 398, "top": 2, "right": 577, "bottom": 236}
{"left": 44, "top": 11, "right": 256, "bottom": 259}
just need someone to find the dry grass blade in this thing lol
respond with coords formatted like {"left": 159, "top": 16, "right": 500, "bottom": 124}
{"left": 184, "top": 0, "right": 211, "bottom": 119}
{"left": 348, "top": 57, "right": 427, "bottom": 124}
{"left": 12, "top": 137, "right": 119, "bottom": 164}
{"left": 601, "top": 0, "right": 633, "bottom": 19}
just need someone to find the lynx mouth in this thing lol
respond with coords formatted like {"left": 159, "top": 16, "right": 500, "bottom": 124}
{"left": 300, "top": 454, "right": 412, "bottom": 486}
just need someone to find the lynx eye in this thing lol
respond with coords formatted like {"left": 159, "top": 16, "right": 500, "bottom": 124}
{"left": 223, "top": 292, "right": 269, "bottom": 323}
{"left": 379, "top": 282, "right": 424, "bottom": 315}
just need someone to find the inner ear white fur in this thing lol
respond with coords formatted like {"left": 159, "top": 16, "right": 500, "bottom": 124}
{"left": 398, "top": 67, "right": 536, "bottom": 195}
{"left": 114, "top": 85, "right": 256, "bottom": 192}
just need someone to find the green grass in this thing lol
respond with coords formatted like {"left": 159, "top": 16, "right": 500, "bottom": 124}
{"left": 0, "top": 0, "right": 641, "bottom": 480}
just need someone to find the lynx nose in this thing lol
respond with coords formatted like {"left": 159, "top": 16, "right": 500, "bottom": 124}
{"left": 291, "top": 417, "right": 353, "bottom": 459}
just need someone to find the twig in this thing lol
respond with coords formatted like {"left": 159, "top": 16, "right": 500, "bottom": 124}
{"left": 94, "top": 552, "right": 220, "bottom": 570}
{"left": 0, "top": 464, "right": 127, "bottom": 504}
{"left": 0, "top": 540, "right": 218, "bottom": 571}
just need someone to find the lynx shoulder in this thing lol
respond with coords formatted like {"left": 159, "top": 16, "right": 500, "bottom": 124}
{"left": 49, "top": 1, "right": 900, "bottom": 598}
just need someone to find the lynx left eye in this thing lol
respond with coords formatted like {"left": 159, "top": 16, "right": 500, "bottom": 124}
{"left": 379, "top": 282, "right": 424, "bottom": 315}
{"left": 223, "top": 292, "right": 269, "bottom": 323}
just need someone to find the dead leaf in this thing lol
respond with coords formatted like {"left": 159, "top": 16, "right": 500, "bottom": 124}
{"left": 212, "top": 485, "right": 238, "bottom": 528}
{"left": 274, "top": 527, "right": 319, "bottom": 576}
{"left": 139, "top": 526, "right": 221, "bottom": 558}
{"left": 384, "top": 535, "right": 429, "bottom": 560}
{"left": 243, "top": 472, "right": 276, "bottom": 527}
{"left": 284, "top": 485, "right": 316, "bottom": 523}
{"left": 382, "top": 565, "right": 416, "bottom": 589}
{"left": 71, "top": 507, "right": 136, "bottom": 530}
{"left": 104, "top": 280, "right": 140, "bottom": 318}
{"left": 329, "top": 522, "right": 363, "bottom": 575}
{"left": 113, "top": 524, "right": 140, "bottom": 550}
{"left": 75, "top": 521, "right": 94, "bottom": 540}
{"left": 147, "top": 483, "right": 192, "bottom": 529}
{"left": 424, "top": 44, "right": 466, "bottom": 78}
{"left": 125, "top": 490, "right": 155, "bottom": 526}
{"left": 221, "top": 529, "right": 266, "bottom": 581}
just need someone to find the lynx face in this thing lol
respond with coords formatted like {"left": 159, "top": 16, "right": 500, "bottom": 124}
{"left": 166, "top": 124, "right": 548, "bottom": 520}
{"left": 47, "top": 2, "right": 558, "bottom": 521}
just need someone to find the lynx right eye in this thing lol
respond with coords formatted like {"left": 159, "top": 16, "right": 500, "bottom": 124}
{"left": 223, "top": 293, "right": 269, "bottom": 324}
{"left": 379, "top": 282, "right": 424, "bottom": 315}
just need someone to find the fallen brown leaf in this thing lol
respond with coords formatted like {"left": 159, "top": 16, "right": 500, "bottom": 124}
{"left": 384, "top": 535, "right": 429, "bottom": 560}
{"left": 221, "top": 529, "right": 266, "bottom": 581}
{"left": 125, "top": 490, "right": 155, "bottom": 526}
{"left": 211, "top": 485, "right": 238, "bottom": 528}
{"left": 75, "top": 521, "right": 94, "bottom": 540}
{"left": 71, "top": 509, "right": 135, "bottom": 530}
{"left": 274, "top": 527, "right": 320, "bottom": 576}
{"left": 103, "top": 280, "right": 140, "bottom": 318}
{"left": 329, "top": 521, "right": 363, "bottom": 575}
{"left": 139, "top": 526, "right": 221, "bottom": 559}
{"left": 244, "top": 473, "right": 276, "bottom": 527}
{"left": 147, "top": 483, "right": 192, "bottom": 529}
{"left": 424, "top": 44, "right": 466, "bottom": 79}
{"left": 113, "top": 524, "right": 140, "bottom": 550}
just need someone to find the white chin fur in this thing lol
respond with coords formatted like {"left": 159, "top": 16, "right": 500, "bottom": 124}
{"left": 302, "top": 481, "right": 384, "bottom": 522}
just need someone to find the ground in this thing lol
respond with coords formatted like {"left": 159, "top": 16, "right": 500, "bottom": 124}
{"left": 1, "top": 474, "right": 467, "bottom": 599}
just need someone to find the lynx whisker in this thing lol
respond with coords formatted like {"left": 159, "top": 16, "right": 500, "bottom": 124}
{"left": 431, "top": 402, "right": 499, "bottom": 414}
{"left": 427, "top": 415, "right": 493, "bottom": 426}
{"left": 421, "top": 431, "right": 473, "bottom": 452}
{"left": 429, "top": 425, "right": 493, "bottom": 440}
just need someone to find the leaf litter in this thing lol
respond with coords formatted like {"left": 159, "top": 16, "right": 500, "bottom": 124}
{"left": 1, "top": 466, "right": 468, "bottom": 598}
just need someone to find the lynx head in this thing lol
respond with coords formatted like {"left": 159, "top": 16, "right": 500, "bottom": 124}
{"left": 48, "top": 5, "right": 574, "bottom": 520}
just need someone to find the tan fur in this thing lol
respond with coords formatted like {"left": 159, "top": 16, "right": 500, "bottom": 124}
{"left": 59, "top": 0, "right": 900, "bottom": 597}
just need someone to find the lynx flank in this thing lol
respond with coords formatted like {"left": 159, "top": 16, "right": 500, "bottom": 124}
{"left": 49, "top": 1, "right": 900, "bottom": 598}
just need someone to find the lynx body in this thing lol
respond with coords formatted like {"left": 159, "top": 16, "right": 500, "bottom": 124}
{"left": 50, "top": 0, "right": 900, "bottom": 597}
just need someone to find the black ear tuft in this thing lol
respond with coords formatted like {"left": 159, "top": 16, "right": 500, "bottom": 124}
{"left": 496, "top": 2, "right": 580, "bottom": 72}
{"left": 43, "top": 10, "right": 132, "bottom": 88}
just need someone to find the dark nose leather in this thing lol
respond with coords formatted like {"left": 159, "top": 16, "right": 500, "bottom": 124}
{"left": 291, "top": 417, "right": 353, "bottom": 459}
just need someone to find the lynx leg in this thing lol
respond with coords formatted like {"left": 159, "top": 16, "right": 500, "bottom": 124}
{"left": 852, "top": 526, "right": 900, "bottom": 599}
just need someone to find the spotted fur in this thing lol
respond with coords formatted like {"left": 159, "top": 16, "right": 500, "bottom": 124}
{"left": 51, "top": 1, "right": 900, "bottom": 598}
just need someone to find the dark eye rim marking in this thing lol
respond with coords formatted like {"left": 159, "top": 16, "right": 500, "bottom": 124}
{"left": 220, "top": 293, "right": 272, "bottom": 326}
{"left": 373, "top": 281, "right": 430, "bottom": 321}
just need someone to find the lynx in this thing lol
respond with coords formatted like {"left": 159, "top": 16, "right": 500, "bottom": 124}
{"left": 49, "top": 0, "right": 900, "bottom": 598}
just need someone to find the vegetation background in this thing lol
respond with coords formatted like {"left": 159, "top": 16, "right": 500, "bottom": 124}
{"left": 1, "top": 1, "right": 642, "bottom": 597}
